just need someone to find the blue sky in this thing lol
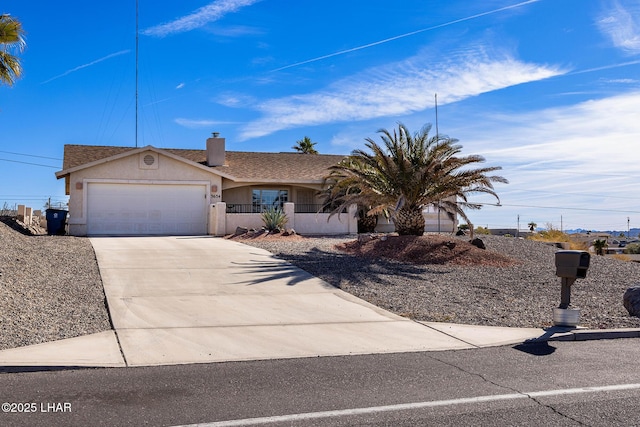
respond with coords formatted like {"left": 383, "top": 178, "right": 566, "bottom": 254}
{"left": 2, "top": 0, "right": 640, "bottom": 232}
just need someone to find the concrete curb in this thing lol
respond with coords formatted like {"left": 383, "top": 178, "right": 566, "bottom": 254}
{"left": 548, "top": 328, "right": 640, "bottom": 342}
{"left": 526, "top": 328, "right": 640, "bottom": 343}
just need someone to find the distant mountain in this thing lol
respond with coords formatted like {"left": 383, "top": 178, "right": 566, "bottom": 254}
{"left": 564, "top": 228, "right": 640, "bottom": 238}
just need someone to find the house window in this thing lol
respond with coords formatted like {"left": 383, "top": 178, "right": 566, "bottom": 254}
{"left": 252, "top": 189, "right": 288, "bottom": 212}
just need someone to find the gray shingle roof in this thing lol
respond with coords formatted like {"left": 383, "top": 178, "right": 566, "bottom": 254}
{"left": 60, "top": 144, "right": 346, "bottom": 182}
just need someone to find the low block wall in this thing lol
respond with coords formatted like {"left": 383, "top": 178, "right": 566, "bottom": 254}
{"left": 210, "top": 202, "right": 357, "bottom": 236}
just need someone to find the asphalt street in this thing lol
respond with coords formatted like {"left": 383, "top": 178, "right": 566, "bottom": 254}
{"left": 1, "top": 339, "right": 639, "bottom": 426}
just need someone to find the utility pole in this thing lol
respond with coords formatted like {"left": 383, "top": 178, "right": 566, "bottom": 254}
{"left": 628, "top": 217, "right": 630, "bottom": 239}
{"left": 517, "top": 214, "right": 520, "bottom": 238}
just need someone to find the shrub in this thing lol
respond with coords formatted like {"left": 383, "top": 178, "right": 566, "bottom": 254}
{"left": 624, "top": 243, "right": 640, "bottom": 254}
{"left": 527, "top": 225, "right": 587, "bottom": 250}
{"left": 261, "top": 207, "right": 288, "bottom": 232}
{"left": 475, "top": 226, "right": 491, "bottom": 235}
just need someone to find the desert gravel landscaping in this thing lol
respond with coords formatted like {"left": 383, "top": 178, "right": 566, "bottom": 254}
{"left": 0, "top": 219, "right": 111, "bottom": 350}
{"left": 235, "top": 232, "right": 640, "bottom": 330}
{"left": 2, "top": 218, "right": 640, "bottom": 351}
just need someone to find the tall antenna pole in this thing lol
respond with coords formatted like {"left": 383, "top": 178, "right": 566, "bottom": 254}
{"left": 135, "top": 0, "right": 139, "bottom": 147}
{"left": 435, "top": 93, "right": 441, "bottom": 233}
{"left": 435, "top": 93, "right": 439, "bottom": 139}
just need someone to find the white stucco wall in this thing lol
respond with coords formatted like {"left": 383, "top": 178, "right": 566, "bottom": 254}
{"left": 211, "top": 202, "right": 357, "bottom": 236}
{"left": 66, "top": 150, "right": 222, "bottom": 236}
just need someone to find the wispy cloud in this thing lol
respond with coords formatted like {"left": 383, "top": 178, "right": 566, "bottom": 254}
{"left": 215, "top": 92, "right": 257, "bottom": 107}
{"left": 143, "top": 0, "right": 262, "bottom": 38}
{"left": 457, "top": 91, "right": 640, "bottom": 206}
{"left": 473, "top": 91, "right": 640, "bottom": 167}
{"left": 174, "top": 118, "right": 240, "bottom": 129}
{"left": 205, "top": 25, "right": 264, "bottom": 37}
{"left": 271, "top": 0, "right": 542, "bottom": 72}
{"left": 239, "top": 48, "right": 565, "bottom": 140}
{"left": 597, "top": 0, "right": 640, "bottom": 54}
{"left": 438, "top": 91, "right": 640, "bottom": 229}
{"left": 41, "top": 50, "right": 130, "bottom": 84}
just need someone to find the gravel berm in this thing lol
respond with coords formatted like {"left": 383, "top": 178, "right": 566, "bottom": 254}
{"left": 0, "top": 219, "right": 111, "bottom": 350}
{"left": 238, "top": 233, "right": 640, "bottom": 330}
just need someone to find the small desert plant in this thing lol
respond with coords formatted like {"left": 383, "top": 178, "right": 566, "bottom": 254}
{"left": 593, "top": 239, "right": 608, "bottom": 256}
{"left": 260, "top": 207, "right": 288, "bottom": 232}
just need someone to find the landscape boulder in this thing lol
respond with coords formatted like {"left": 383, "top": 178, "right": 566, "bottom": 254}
{"left": 470, "top": 238, "right": 486, "bottom": 250}
{"left": 623, "top": 286, "right": 640, "bottom": 317}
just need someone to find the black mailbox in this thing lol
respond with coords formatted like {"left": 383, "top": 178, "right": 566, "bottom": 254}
{"left": 555, "top": 250, "right": 590, "bottom": 279}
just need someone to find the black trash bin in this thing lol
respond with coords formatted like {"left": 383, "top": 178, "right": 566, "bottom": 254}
{"left": 46, "top": 209, "right": 68, "bottom": 235}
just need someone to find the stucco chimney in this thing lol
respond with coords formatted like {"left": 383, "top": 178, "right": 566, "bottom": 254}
{"left": 206, "top": 133, "right": 225, "bottom": 166}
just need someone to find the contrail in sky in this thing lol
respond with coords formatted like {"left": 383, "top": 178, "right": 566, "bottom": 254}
{"left": 569, "top": 59, "right": 640, "bottom": 75}
{"left": 41, "top": 50, "right": 130, "bottom": 84}
{"left": 271, "top": 0, "right": 542, "bottom": 72}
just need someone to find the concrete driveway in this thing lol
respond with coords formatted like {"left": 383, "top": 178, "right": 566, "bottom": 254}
{"left": 91, "top": 236, "right": 473, "bottom": 366}
{"left": 4, "top": 236, "right": 615, "bottom": 368}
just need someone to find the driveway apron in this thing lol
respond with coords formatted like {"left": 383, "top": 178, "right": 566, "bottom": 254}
{"left": 90, "top": 236, "right": 471, "bottom": 366}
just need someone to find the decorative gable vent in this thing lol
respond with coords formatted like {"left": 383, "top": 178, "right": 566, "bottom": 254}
{"left": 139, "top": 152, "right": 159, "bottom": 170}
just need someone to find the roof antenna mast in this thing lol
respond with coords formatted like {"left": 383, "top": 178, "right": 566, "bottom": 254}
{"left": 435, "top": 93, "right": 441, "bottom": 233}
{"left": 135, "top": 0, "right": 139, "bottom": 148}
{"left": 435, "top": 93, "right": 439, "bottom": 139}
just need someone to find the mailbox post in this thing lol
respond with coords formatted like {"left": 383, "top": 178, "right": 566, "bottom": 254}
{"left": 553, "top": 250, "right": 590, "bottom": 327}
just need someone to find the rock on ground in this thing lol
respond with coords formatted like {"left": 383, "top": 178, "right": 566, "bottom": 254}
{"left": 623, "top": 286, "right": 640, "bottom": 317}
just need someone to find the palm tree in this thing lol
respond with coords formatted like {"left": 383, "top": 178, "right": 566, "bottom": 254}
{"left": 322, "top": 123, "right": 507, "bottom": 236}
{"left": 0, "top": 14, "right": 26, "bottom": 87}
{"left": 292, "top": 136, "right": 318, "bottom": 154}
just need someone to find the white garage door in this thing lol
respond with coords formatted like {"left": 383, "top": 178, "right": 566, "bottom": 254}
{"left": 87, "top": 183, "right": 208, "bottom": 235}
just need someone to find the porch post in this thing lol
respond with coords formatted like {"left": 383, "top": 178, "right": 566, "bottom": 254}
{"left": 209, "top": 202, "right": 227, "bottom": 236}
{"left": 348, "top": 204, "right": 358, "bottom": 235}
{"left": 283, "top": 202, "right": 295, "bottom": 231}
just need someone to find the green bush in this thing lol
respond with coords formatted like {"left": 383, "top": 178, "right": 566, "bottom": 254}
{"left": 261, "top": 207, "right": 288, "bottom": 232}
{"left": 624, "top": 243, "right": 640, "bottom": 254}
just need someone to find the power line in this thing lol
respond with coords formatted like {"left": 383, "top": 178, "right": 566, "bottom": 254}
{"left": 0, "top": 150, "right": 62, "bottom": 161}
{"left": 496, "top": 203, "right": 640, "bottom": 214}
{"left": 0, "top": 158, "right": 59, "bottom": 168}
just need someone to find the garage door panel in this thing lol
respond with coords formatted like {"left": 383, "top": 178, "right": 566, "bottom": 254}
{"left": 87, "top": 183, "right": 207, "bottom": 236}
